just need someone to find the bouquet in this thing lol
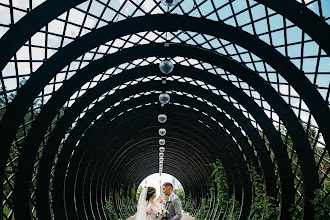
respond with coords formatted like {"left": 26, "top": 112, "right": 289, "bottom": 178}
{"left": 156, "top": 208, "right": 169, "bottom": 220}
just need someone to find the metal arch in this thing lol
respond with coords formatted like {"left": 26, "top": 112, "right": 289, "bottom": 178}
{"left": 3, "top": 27, "right": 326, "bottom": 220}
{"left": 59, "top": 76, "right": 286, "bottom": 214}
{"left": 31, "top": 60, "right": 267, "bottom": 208}
{"left": 65, "top": 131, "right": 214, "bottom": 219}
{"left": 1, "top": 1, "right": 328, "bottom": 217}
{"left": 97, "top": 146, "right": 208, "bottom": 219}
{"left": 69, "top": 119, "right": 215, "bottom": 219}
{"left": 49, "top": 100, "right": 236, "bottom": 219}
{"left": 40, "top": 80, "right": 246, "bottom": 193}
{"left": 3, "top": 23, "right": 324, "bottom": 218}
{"left": 64, "top": 109, "right": 242, "bottom": 220}
{"left": 11, "top": 38, "right": 300, "bottom": 205}
{"left": 1, "top": 15, "right": 328, "bottom": 182}
{"left": 34, "top": 91, "right": 216, "bottom": 220}
{"left": 255, "top": 0, "right": 330, "bottom": 56}
{"left": 75, "top": 147, "right": 206, "bottom": 220}
{"left": 49, "top": 99, "right": 240, "bottom": 218}
{"left": 74, "top": 108, "right": 244, "bottom": 196}
{"left": 29, "top": 64, "right": 282, "bottom": 217}
{"left": 13, "top": 41, "right": 317, "bottom": 212}
{"left": 49, "top": 96, "right": 242, "bottom": 218}
{"left": 62, "top": 107, "right": 234, "bottom": 203}
{"left": 25, "top": 54, "right": 296, "bottom": 207}
{"left": 57, "top": 41, "right": 322, "bottom": 208}
{"left": 0, "top": 3, "right": 328, "bottom": 218}
{"left": 0, "top": 0, "right": 328, "bottom": 75}
{"left": 0, "top": 0, "right": 87, "bottom": 72}
{"left": 1, "top": 8, "right": 328, "bottom": 217}
{"left": 49, "top": 93, "right": 250, "bottom": 218}
{"left": 40, "top": 96, "right": 229, "bottom": 220}
{"left": 18, "top": 64, "right": 290, "bottom": 218}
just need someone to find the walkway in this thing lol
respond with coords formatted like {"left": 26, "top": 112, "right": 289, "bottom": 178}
{"left": 127, "top": 213, "right": 195, "bottom": 220}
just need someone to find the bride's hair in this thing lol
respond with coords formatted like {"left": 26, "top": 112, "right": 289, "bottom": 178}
{"left": 146, "top": 186, "right": 156, "bottom": 201}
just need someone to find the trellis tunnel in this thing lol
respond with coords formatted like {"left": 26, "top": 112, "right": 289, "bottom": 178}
{"left": 0, "top": 0, "right": 330, "bottom": 219}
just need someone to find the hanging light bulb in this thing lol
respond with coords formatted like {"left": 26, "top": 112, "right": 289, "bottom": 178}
{"left": 159, "top": 93, "right": 170, "bottom": 105}
{"left": 159, "top": 147, "right": 165, "bottom": 153}
{"left": 159, "top": 139, "right": 165, "bottom": 146}
{"left": 159, "top": 59, "right": 174, "bottom": 74}
{"left": 161, "top": 0, "right": 178, "bottom": 7}
{"left": 158, "top": 128, "right": 166, "bottom": 136}
{"left": 158, "top": 114, "right": 167, "bottom": 123}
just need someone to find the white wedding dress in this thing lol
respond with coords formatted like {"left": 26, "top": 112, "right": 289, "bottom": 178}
{"left": 146, "top": 203, "right": 160, "bottom": 220}
{"left": 136, "top": 188, "right": 162, "bottom": 220}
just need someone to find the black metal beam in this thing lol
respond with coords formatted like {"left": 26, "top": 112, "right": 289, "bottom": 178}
{"left": 2, "top": 16, "right": 328, "bottom": 188}
{"left": 52, "top": 100, "right": 242, "bottom": 219}
{"left": 29, "top": 63, "right": 294, "bottom": 218}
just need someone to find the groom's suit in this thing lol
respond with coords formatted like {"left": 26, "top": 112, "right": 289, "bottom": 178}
{"left": 165, "top": 193, "right": 182, "bottom": 220}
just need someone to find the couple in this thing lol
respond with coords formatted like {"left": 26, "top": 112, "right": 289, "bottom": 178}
{"left": 136, "top": 182, "right": 182, "bottom": 220}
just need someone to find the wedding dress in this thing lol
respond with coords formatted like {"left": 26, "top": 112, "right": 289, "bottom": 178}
{"left": 146, "top": 203, "right": 160, "bottom": 220}
{"left": 136, "top": 188, "right": 161, "bottom": 220}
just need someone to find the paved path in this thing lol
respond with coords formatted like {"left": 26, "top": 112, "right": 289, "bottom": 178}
{"left": 127, "top": 213, "right": 195, "bottom": 220}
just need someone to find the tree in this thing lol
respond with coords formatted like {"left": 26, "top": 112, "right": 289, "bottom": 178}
{"left": 174, "top": 188, "right": 185, "bottom": 204}
{"left": 136, "top": 186, "right": 144, "bottom": 201}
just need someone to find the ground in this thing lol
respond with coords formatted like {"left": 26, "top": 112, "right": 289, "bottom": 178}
{"left": 127, "top": 212, "right": 195, "bottom": 220}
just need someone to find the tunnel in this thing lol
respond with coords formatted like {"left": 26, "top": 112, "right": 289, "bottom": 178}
{"left": 0, "top": 0, "right": 329, "bottom": 219}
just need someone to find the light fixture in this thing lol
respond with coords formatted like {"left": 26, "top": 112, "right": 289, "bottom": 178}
{"left": 159, "top": 59, "right": 174, "bottom": 74}
{"left": 159, "top": 139, "right": 165, "bottom": 146}
{"left": 159, "top": 152, "right": 164, "bottom": 158}
{"left": 159, "top": 161, "right": 164, "bottom": 166}
{"left": 159, "top": 93, "right": 170, "bottom": 105}
{"left": 158, "top": 128, "right": 166, "bottom": 136}
{"left": 159, "top": 147, "right": 165, "bottom": 153}
{"left": 161, "top": 0, "right": 178, "bottom": 7}
{"left": 158, "top": 114, "right": 167, "bottom": 123}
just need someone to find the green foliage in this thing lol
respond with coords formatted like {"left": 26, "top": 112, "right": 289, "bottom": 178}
{"left": 119, "top": 185, "right": 137, "bottom": 219}
{"left": 104, "top": 185, "right": 137, "bottom": 220}
{"left": 193, "top": 197, "right": 212, "bottom": 220}
{"left": 249, "top": 166, "right": 279, "bottom": 220}
{"left": 104, "top": 199, "right": 118, "bottom": 220}
{"left": 188, "top": 159, "right": 229, "bottom": 219}
{"left": 1, "top": 78, "right": 44, "bottom": 216}
{"left": 136, "top": 186, "right": 144, "bottom": 201}
{"left": 131, "top": 184, "right": 137, "bottom": 202}
{"left": 184, "top": 193, "right": 193, "bottom": 212}
{"left": 226, "top": 194, "right": 240, "bottom": 220}
{"left": 213, "top": 159, "right": 229, "bottom": 213}
{"left": 312, "top": 188, "right": 328, "bottom": 219}
{"left": 174, "top": 188, "right": 185, "bottom": 204}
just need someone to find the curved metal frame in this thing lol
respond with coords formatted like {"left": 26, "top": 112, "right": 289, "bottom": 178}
{"left": 0, "top": 2, "right": 329, "bottom": 220}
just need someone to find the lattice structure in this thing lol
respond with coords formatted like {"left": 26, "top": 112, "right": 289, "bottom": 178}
{"left": 0, "top": 0, "right": 329, "bottom": 219}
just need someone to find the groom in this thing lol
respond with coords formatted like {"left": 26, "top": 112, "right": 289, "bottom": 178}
{"left": 162, "top": 182, "right": 182, "bottom": 220}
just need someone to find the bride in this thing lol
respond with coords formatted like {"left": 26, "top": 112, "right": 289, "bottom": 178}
{"left": 136, "top": 186, "right": 160, "bottom": 220}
